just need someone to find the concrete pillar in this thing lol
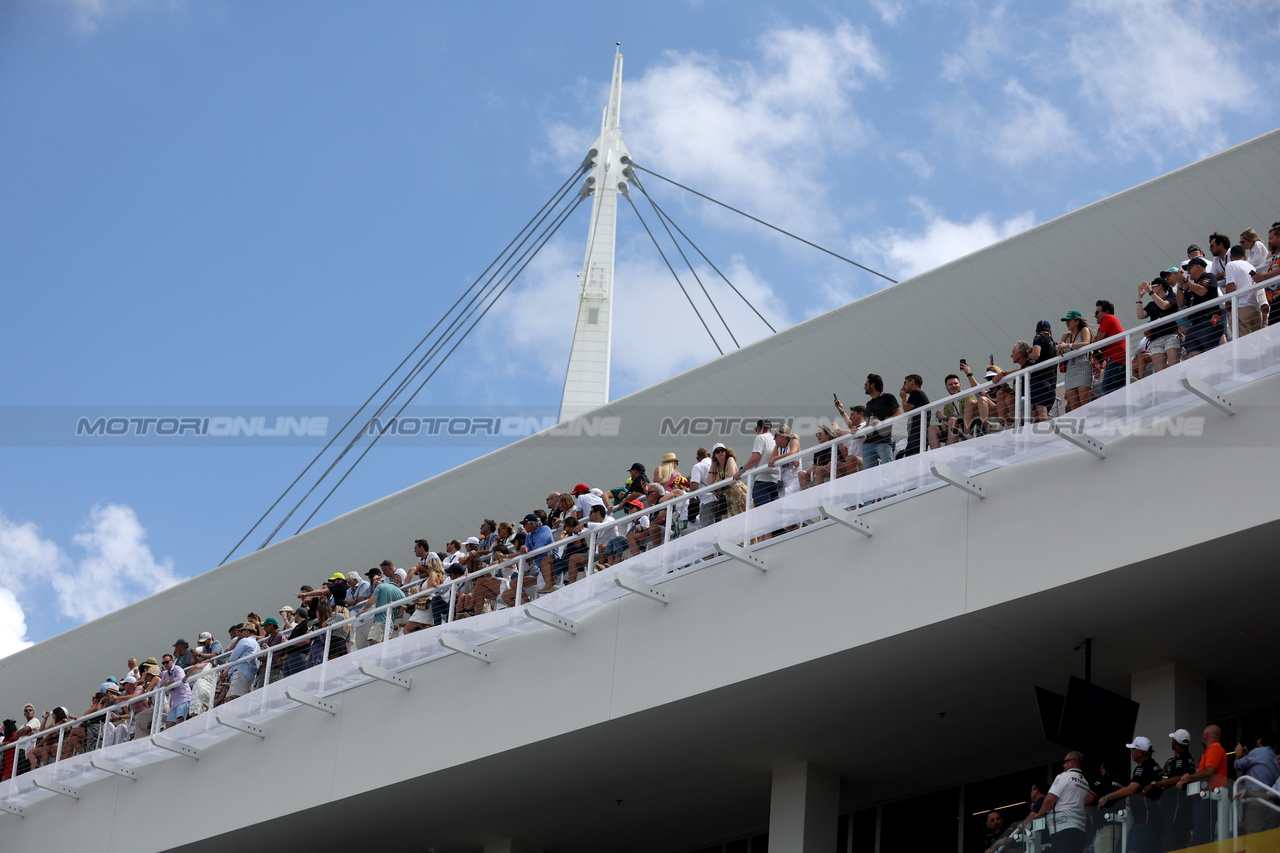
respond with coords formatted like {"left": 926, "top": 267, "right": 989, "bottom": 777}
{"left": 1131, "top": 663, "right": 1206, "bottom": 761}
{"left": 769, "top": 762, "right": 840, "bottom": 853}
{"left": 483, "top": 841, "right": 542, "bottom": 853}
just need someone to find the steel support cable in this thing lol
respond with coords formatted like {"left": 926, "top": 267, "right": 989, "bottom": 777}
{"left": 270, "top": 187, "right": 589, "bottom": 545}
{"left": 226, "top": 164, "right": 589, "bottom": 561}
{"left": 293, "top": 193, "right": 590, "bottom": 533}
{"left": 630, "top": 172, "right": 777, "bottom": 334}
{"left": 634, "top": 175, "right": 739, "bottom": 348}
{"left": 626, "top": 161, "right": 898, "bottom": 285}
{"left": 622, "top": 192, "right": 723, "bottom": 355}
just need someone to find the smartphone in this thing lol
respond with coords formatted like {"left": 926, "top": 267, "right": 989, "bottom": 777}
{"left": 989, "top": 353, "right": 994, "bottom": 365}
{"left": 959, "top": 358, "right": 967, "bottom": 367}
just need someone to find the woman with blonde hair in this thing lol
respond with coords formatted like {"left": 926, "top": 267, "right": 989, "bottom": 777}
{"left": 1056, "top": 310, "right": 1094, "bottom": 412}
{"left": 652, "top": 452, "right": 685, "bottom": 492}
{"left": 404, "top": 555, "right": 446, "bottom": 633}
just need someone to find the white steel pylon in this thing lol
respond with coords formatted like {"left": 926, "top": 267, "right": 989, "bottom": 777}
{"left": 558, "top": 47, "right": 631, "bottom": 424}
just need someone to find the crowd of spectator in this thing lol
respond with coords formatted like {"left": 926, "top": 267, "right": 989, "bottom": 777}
{"left": 3, "top": 223, "right": 1278, "bottom": 789}
{"left": 982, "top": 726, "right": 1278, "bottom": 853}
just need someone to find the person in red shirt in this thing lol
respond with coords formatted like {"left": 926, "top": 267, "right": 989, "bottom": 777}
{"left": 1094, "top": 300, "right": 1128, "bottom": 395}
{"left": 1176, "top": 724, "right": 1228, "bottom": 844}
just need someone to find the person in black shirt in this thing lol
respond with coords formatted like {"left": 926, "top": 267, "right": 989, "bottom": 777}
{"left": 1091, "top": 761, "right": 1125, "bottom": 853}
{"left": 1177, "top": 256, "right": 1221, "bottom": 356}
{"left": 899, "top": 374, "right": 929, "bottom": 456}
{"left": 862, "top": 374, "right": 901, "bottom": 468}
{"left": 1149, "top": 729, "right": 1198, "bottom": 851}
{"left": 1099, "top": 737, "right": 1163, "bottom": 853}
{"left": 1137, "top": 274, "right": 1181, "bottom": 373}
{"left": 1028, "top": 321, "right": 1058, "bottom": 418}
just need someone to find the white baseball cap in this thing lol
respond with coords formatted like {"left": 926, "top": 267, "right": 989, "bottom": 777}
{"left": 1126, "top": 736, "right": 1153, "bottom": 752}
{"left": 1169, "top": 729, "right": 1191, "bottom": 745}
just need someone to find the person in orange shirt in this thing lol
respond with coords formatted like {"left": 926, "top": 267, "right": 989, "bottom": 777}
{"left": 1176, "top": 724, "right": 1228, "bottom": 844}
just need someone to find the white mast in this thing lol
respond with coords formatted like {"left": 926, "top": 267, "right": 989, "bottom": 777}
{"left": 558, "top": 47, "right": 631, "bottom": 424}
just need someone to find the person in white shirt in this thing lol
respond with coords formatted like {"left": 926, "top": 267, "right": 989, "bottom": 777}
{"left": 688, "top": 448, "right": 713, "bottom": 529}
{"left": 572, "top": 484, "right": 604, "bottom": 519}
{"left": 735, "top": 419, "right": 779, "bottom": 503}
{"left": 1224, "top": 244, "right": 1267, "bottom": 335}
{"left": 1027, "top": 751, "right": 1095, "bottom": 853}
{"left": 1242, "top": 228, "right": 1269, "bottom": 270}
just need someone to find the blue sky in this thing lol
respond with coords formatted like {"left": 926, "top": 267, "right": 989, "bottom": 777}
{"left": 1, "top": 0, "right": 1277, "bottom": 654}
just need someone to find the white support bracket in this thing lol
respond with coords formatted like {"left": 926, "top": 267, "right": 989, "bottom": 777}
{"left": 614, "top": 572, "right": 668, "bottom": 603}
{"left": 0, "top": 800, "right": 24, "bottom": 817}
{"left": 284, "top": 687, "right": 336, "bottom": 715}
{"left": 818, "top": 501, "right": 873, "bottom": 537}
{"left": 90, "top": 756, "right": 138, "bottom": 780}
{"left": 32, "top": 777, "right": 79, "bottom": 799}
{"left": 929, "top": 463, "right": 985, "bottom": 499}
{"left": 358, "top": 661, "right": 412, "bottom": 690}
{"left": 439, "top": 633, "right": 491, "bottom": 664}
{"left": 713, "top": 538, "right": 768, "bottom": 572}
{"left": 525, "top": 604, "right": 578, "bottom": 635}
{"left": 151, "top": 734, "right": 201, "bottom": 759}
{"left": 1181, "top": 374, "right": 1234, "bottom": 415}
{"left": 1051, "top": 420, "right": 1107, "bottom": 459}
{"left": 216, "top": 711, "right": 266, "bottom": 738}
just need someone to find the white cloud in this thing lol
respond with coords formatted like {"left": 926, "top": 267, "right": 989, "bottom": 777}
{"left": 0, "top": 512, "right": 54, "bottom": 656}
{"left": 940, "top": 3, "right": 1010, "bottom": 83}
{"left": 870, "top": 0, "right": 905, "bottom": 25}
{"left": 0, "top": 505, "right": 179, "bottom": 652}
{"left": 57, "top": 504, "right": 180, "bottom": 623}
{"left": 896, "top": 149, "right": 934, "bottom": 179}
{"left": 552, "top": 22, "right": 887, "bottom": 239}
{"left": 853, "top": 200, "right": 1037, "bottom": 281}
{"left": 0, "top": 591, "right": 34, "bottom": 658}
{"left": 1066, "top": 0, "right": 1260, "bottom": 158}
{"left": 990, "top": 79, "right": 1081, "bottom": 167}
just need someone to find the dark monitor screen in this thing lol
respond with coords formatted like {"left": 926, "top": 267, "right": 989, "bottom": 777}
{"left": 1057, "top": 676, "right": 1140, "bottom": 750}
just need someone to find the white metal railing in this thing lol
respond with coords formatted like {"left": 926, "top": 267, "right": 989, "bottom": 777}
{"left": 1231, "top": 773, "right": 1280, "bottom": 838}
{"left": 2, "top": 275, "right": 1278, "bottom": 816}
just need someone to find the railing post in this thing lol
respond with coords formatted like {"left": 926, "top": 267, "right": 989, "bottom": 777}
{"left": 662, "top": 498, "right": 673, "bottom": 545}
{"left": 263, "top": 647, "right": 274, "bottom": 701}
{"left": 151, "top": 687, "right": 163, "bottom": 737}
{"left": 586, "top": 527, "right": 596, "bottom": 576}
{"left": 514, "top": 555, "right": 526, "bottom": 609}
{"left": 54, "top": 725, "right": 65, "bottom": 763}
{"left": 447, "top": 583, "right": 458, "bottom": 622}
{"left": 1124, "top": 330, "right": 1132, "bottom": 387}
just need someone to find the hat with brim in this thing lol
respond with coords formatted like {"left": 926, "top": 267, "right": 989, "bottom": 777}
{"left": 1061, "top": 310, "right": 1084, "bottom": 322}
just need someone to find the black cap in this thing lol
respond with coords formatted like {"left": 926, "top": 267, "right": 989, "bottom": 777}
{"left": 629, "top": 462, "right": 645, "bottom": 473}
{"left": 446, "top": 564, "right": 464, "bottom": 576}
{"left": 1186, "top": 255, "right": 1209, "bottom": 268}
{"left": 522, "top": 513, "right": 540, "bottom": 525}
{"left": 366, "top": 567, "right": 382, "bottom": 578}
{"left": 756, "top": 418, "right": 772, "bottom": 430}
{"left": 172, "top": 638, "right": 188, "bottom": 648}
